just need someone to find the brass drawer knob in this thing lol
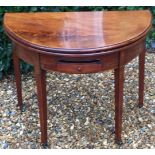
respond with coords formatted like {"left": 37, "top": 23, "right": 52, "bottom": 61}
{"left": 77, "top": 66, "right": 81, "bottom": 72}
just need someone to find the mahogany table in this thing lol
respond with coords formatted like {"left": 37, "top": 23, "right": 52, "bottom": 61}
{"left": 4, "top": 11, "right": 152, "bottom": 146}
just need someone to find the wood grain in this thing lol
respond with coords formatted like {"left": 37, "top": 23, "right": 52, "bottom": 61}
{"left": 4, "top": 10, "right": 152, "bottom": 54}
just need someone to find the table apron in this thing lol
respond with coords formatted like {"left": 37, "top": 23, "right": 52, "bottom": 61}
{"left": 40, "top": 40, "right": 145, "bottom": 74}
{"left": 13, "top": 38, "right": 145, "bottom": 74}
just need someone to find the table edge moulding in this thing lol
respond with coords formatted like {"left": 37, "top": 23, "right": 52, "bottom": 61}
{"left": 3, "top": 10, "right": 152, "bottom": 146}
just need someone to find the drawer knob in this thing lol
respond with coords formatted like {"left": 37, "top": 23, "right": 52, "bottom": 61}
{"left": 77, "top": 66, "right": 82, "bottom": 72}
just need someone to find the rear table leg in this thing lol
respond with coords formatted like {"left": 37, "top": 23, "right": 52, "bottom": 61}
{"left": 138, "top": 50, "right": 146, "bottom": 108}
{"left": 13, "top": 52, "right": 23, "bottom": 111}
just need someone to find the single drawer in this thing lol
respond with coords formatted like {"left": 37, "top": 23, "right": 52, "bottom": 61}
{"left": 40, "top": 52, "right": 119, "bottom": 74}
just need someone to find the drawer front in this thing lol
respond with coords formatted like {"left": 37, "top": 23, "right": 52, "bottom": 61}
{"left": 40, "top": 52, "right": 119, "bottom": 74}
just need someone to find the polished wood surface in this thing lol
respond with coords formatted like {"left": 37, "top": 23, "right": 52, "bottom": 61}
{"left": 4, "top": 11, "right": 152, "bottom": 53}
{"left": 4, "top": 11, "right": 152, "bottom": 146}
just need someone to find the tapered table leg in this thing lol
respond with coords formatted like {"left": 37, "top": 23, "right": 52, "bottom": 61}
{"left": 13, "top": 52, "right": 23, "bottom": 111}
{"left": 34, "top": 66, "right": 47, "bottom": 146}
{"left": 114, "top": 66, "right": 124, "bottom": 144}
{"left": 138, "top": 50, "right": 146, "bottom": 108}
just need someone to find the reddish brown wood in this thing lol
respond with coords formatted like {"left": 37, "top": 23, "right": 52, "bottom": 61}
{"left": 139, "top": 48, "right": 146, "bottom": 108}
{"left": 4, "top": 11, "right": 152, "bottom": 54}
{"left": 114, "top": 51, "right": 125, "bottom": 144}
{"left": 40, "top": 51, "right": 119, "bottom": 74}
{"left": 114, "top": 67, "right": 124, "bottom": 144}
{"left": 34, "top": 55, "right": 47, "bottom": 145}
{"left": 14, "top": 44, "right": 39, "bottom": 65}
{"left": 13, "top": 46, "right": 22, "bottom": 110}
{"left": 3, "top": 11, "right": 152, "bottom": 145}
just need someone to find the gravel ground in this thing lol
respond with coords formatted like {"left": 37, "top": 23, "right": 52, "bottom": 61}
{"left": 0, "top": 52, "right": 155, "bottom": 149}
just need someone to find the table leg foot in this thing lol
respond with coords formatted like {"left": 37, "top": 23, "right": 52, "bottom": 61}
{"left": 115, "top": 139, "right": 123, "bottom": 145}
{"left": 138, "top": 104, "right": 143, "bottom": 108}
{"left": 41, "top": 143, "right": 49, "bottom": 149}
{"left": 16, "top": 102, "right": 23, "bottom": 109}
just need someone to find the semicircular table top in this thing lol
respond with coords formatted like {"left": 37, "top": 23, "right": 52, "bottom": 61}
{"left": 4, "top": 10, "right": 152, "bottom": 54}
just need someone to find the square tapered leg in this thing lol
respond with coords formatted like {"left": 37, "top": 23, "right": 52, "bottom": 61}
{"left": 34, "top": 65, "right": 47, "bottom": 146}
{"left": 13, "top": 51, "right": 23, "bottom": 111}
{"left": 138, "top": 49, "right": 146, "bottom": 108}
{"left": 114, "top": 66, "right": 124, "bottom": 144}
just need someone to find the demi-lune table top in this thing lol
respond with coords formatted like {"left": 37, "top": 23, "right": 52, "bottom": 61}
{"left": 4, "top": 10, "right": 152, "bottom": 54}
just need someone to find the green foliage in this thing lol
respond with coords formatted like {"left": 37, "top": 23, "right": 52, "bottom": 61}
{"left": 0, "top": 6, "right": 155, "bottom": 79}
